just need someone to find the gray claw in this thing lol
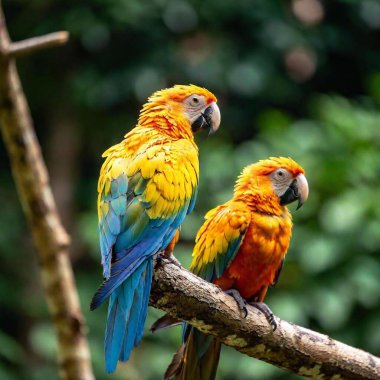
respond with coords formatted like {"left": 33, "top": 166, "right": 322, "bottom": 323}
{"left": 225, "top": 289, "right": 248, "bottom": 318}
{"left": 249, "top": 301, "right": 277, "bottom": 332}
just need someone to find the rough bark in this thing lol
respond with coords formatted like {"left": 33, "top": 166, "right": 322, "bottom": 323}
{"left": 150, "top": 259, "right": 380, "bottom": 380}
{"left": 0, "top": 6, "right": 94, "bottom": 380}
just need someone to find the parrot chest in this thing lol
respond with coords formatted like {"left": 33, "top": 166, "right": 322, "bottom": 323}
{"left": 218, "top": 212, "right": 292, "bottom": 299}
{"left": 98, "top": 132, "right": 199, "bottom": 271}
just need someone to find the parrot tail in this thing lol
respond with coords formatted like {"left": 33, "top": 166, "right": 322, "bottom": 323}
{"left": 165, "top": 327, "right": 221, "bottom": 380}
{"left": 102, "top": 258, "right": 153, "bottom": 373}
{"left": 150, "top": 314, "right": 181, "bottom": 333}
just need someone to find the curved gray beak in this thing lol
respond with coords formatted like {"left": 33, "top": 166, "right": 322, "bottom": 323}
{"left": 295, "top": 174, "right": 309, "bottom": 210}
{"left": 191, "top": 102, "right": 221, "bottom": 134}
{"left": 279, "top": 173, "right": 309, "bottom": 210}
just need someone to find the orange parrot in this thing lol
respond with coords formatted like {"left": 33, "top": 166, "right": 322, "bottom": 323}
{"left": 159, "top": 157, "right": 309, "bottom": 380}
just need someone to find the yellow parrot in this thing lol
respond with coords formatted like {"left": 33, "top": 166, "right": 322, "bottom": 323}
{"left": 91, "top": 85, "right": 221, "bottom": 372}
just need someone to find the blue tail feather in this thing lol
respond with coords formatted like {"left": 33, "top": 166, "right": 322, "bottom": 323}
{"left": 135, "top": 259, "right": 152, "bottom": 345}
{"left": 104, "top": 283, "right": 133, "bottom": 372}
{"left": 90, "top": 238, "right": 159, "bottom": 310}
{"left": 120, "top": 268, "right": 144, "bottom": 361}
{"left": 91, "top": 255, "right": 145, "bottom": 311}
{"left": 104, "top": 260, "right": 150, "bottom": 373}
{"left": 92, "top": 214, "right": 184, "bottom": 372}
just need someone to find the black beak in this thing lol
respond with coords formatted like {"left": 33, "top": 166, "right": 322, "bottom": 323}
{"left": 191, "top": 113, "right": 208, "bottom": 133}
{"left": 279, "top": 174, "right": 309, "bottom": 210}
{"left": 191, "top": 103, "right": 221, "bottom": 134}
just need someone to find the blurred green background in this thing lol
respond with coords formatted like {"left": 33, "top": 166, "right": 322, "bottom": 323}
{"left": 1, "top": 0, "right": 380, "bottom": 379}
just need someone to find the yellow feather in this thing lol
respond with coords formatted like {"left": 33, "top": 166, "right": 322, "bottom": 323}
{"left": 140, "top": 160, "right": 155, "bottom": 179}
{"left": 144, "top": 182, "right": 160, "bottom": 204}
{"left": 189, "top": 168, "right": 198, "bottom": 188}
{"left": 221, "top": 234, "right": 228, "bottom": 253}
{"left": 214, "top": 236, "right": 222, "bottom": 256}
{"left": 190, "top": 201, "right": 252, "bottom": 273}
{"left": 161, "top": 199, "right": 170, "bottom": 219}
{"left": 146, "top": 145, "right": 160, "bottom": 160}
{"left": 163, "top": 169, "right": 174, "bottom": 186}
{"left": 104, "top": 180, "right": 111, "bottom": 196}
{"left": 166, "top": 186, "right": 175, "bottom": 202}
{"left": 183, "top": 179, "right": 192, "bottom": 200}
{"left": 126, "top": 161, "right": 137, "bottom": 177}
{"left": 100, "top": 201, "right": 109, "bottom": 218}
{"left": 153, "top": 172, "right": 167, "bottom": 192}
{"left": 148, "top": 195, "right": 166, "bottom": 219}
{"left": 109, "top": 158, "right": 126, "bottom": 179}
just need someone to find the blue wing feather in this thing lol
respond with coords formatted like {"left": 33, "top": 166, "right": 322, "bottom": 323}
{"left": 99, "top": 173, "right": 129, "bottom": 279}
{"left": 93, "top": 164, "right": 197, "bottom": 372}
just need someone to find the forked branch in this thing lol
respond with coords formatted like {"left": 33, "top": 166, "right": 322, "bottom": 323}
{"left": 0, "top": 6, "right": 94, "bottom": 380}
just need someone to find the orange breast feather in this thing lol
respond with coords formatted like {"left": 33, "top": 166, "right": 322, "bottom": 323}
{"left": 214, "top": 211, "right": 292, "bottom": 301}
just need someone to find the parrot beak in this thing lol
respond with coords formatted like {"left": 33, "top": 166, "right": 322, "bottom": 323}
{"left": 280, "top": 174, "right": 309, "bottom": 210}
{"left": 191, "top": 102, "right": 221, "bottom": 134}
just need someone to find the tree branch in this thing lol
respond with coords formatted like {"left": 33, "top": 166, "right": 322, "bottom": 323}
{"left": 150, "top": 259, "right": 380, "bottom": 380}
{"left": 0, "top": 6, "right": 94, "bottom": 380}
{"left": 8, "top": 32, "right": 69, "bottom": 58}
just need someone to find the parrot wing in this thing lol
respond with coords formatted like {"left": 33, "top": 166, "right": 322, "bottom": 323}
{"left": 190, "top": 201, "right": 251, "bottom": 282}
{"left": 160, "top": 202, "right": 250, "bottom": 379}
{"left": 92, "top": 138, "right": 198, "bottom": 308}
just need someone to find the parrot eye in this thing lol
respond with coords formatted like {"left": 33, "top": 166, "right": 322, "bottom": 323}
{"left": 273, "top": 168, "right": 289, "bottom": 181}
{"left": 185, "top": 94, "right": 205, "bottom": 108}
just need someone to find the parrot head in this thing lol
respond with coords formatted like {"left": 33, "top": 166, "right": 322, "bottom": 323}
{"left": 235, "top": 157, "right": 309, "bottom": 211}
{"left": 267, "top": 157, "right": 309, "bottom": 210}
{"left": 139, "top": 84, "right": 221, "bottom": 135}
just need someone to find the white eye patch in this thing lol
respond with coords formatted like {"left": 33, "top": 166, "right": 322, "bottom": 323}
{"left": 270, "top": 168, "right": 292, "bottom": 196}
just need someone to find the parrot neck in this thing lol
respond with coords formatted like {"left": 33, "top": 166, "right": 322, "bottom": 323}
{"left": 138, "top": 103, "right": 195, "bottom": 141}
{"left": 234, "top": 192, "right": 287, "bottom": 217}
{"left": 233, "top": 175, "right": 287, "bottom": 217}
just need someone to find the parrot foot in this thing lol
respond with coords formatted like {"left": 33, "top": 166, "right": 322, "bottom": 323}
{"left": 154, "top": 254, "right": 164, "bottom": 270}
{"left": 249, "top": 301, "right": 277, "bottom": 331}
{"left": 165, "top": 254, "right": 182, "bottom": 268}
{"left": 154, "top": 252, "right": 182, "bottom": 270}
{"left": 225, "top": 289, "right": 248, "bottom": 318}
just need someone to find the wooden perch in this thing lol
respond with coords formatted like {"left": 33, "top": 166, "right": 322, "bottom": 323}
{"left": 150, "top": 259, "right": 380, "bottom": 380}
{"left": 0, "top": 6, "right": 94, "bottom": 380}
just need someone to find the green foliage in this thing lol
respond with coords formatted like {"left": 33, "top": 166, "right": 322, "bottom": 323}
{"left": 1, "top": 0, "right": 380, "bottom": 379}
